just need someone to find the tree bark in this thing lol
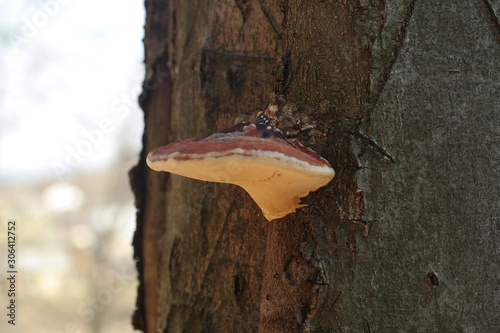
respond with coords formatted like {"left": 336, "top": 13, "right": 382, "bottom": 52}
{"left": 130, "top": 0, "right": 500, "bottom": 332}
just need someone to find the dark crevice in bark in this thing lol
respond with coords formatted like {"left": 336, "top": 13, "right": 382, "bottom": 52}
{"left": 368, "top": 0, "right": 417, "bottom": 111}
{"left": 258, "top": 0, "right": 282, "bottom": 36}
{"left": 131, "top": 49, "right": 172, "bottom": 332}
{"left": 352, "top": 131, "right": 395, "bottom": 162}
{"left": 478, "top": 0, "right": 500, "bottom": 43}
{"left": 129, "top": 162, "right": 147, "bottom": 330}
{"left": 132, "top": 0, "right": 173, "bottom": 330}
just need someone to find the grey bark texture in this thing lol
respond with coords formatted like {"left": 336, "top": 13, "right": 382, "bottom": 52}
{"left": 130, "top": 0, "right": 500, "bottom": 332}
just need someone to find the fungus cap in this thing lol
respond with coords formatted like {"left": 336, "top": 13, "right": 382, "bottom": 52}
{"left": 147, "top": 114, "right": 335, "bottom": 221}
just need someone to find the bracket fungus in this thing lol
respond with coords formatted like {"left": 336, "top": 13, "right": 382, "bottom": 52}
{"left": 146, "top": 107, "right": 335, "bottom": 221}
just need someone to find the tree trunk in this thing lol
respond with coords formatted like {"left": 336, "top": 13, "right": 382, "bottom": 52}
{"left": 130, "top": 0, "right": 500, "bottom": 332}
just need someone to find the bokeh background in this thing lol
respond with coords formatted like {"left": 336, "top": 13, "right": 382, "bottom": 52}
{"left": 0, "top": 1, "right": 144, "bottom": 332}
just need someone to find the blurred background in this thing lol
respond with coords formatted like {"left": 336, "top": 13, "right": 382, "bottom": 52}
{"left": 0, "top": 1, "right": 144, "bottom": 332}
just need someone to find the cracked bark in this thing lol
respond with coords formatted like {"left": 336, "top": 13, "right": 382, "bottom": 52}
{"left": 131, "top": 0, "right": 500, "bottom": 332}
